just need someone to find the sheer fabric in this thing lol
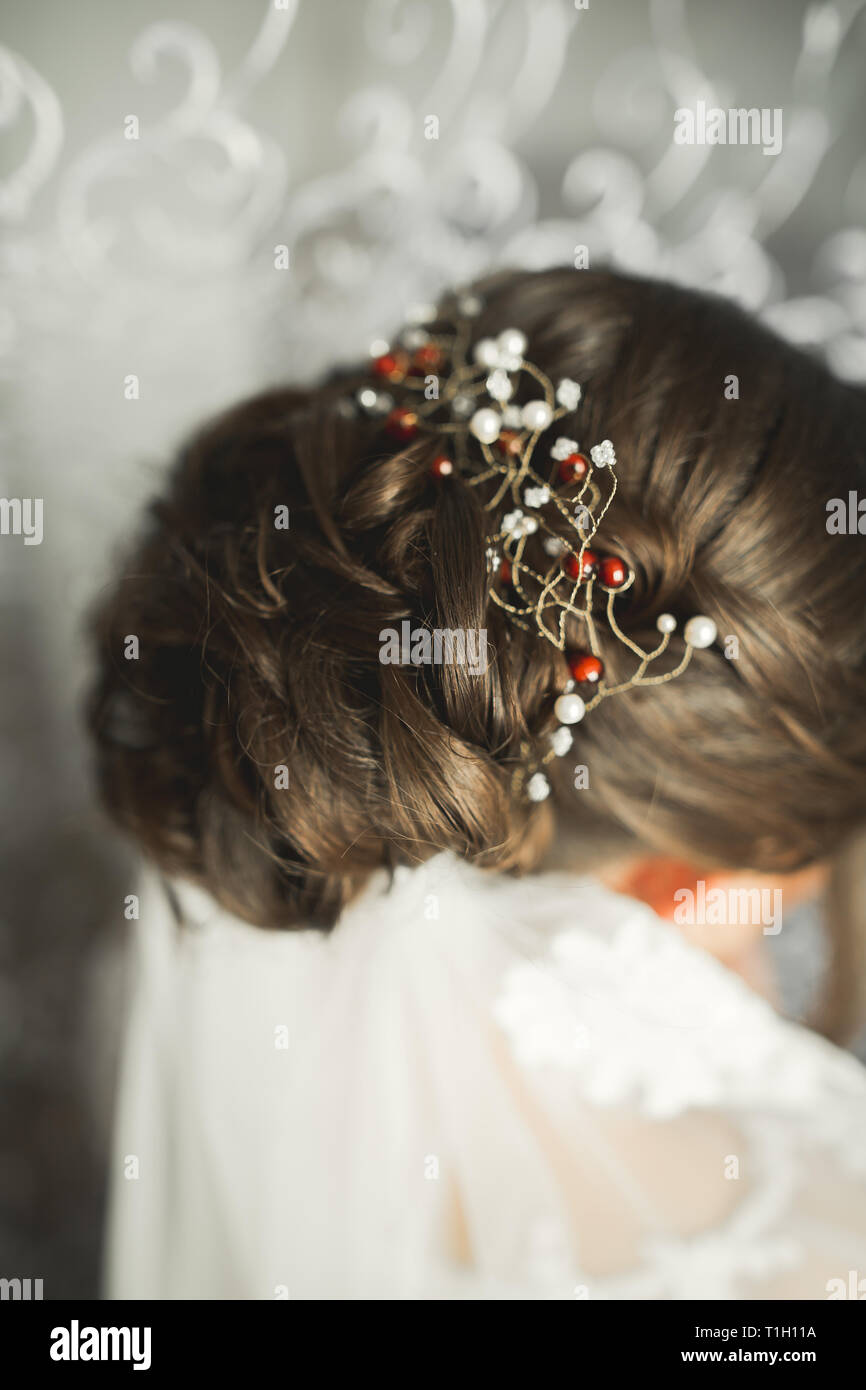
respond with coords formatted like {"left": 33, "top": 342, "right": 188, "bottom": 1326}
{"left": 106, "top": 854, "right": 866, "bottom": 1299}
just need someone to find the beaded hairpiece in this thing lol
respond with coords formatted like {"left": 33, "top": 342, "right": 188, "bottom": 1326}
{"left": 349, "top": 291, "right": 717, "bottom": 803}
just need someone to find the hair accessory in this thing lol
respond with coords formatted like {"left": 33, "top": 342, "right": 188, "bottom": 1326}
{"left": 349, "top": 294, "right": 717, "bottom": 801}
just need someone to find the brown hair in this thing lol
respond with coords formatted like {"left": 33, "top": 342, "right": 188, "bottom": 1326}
{"left": 87, "top": 268, "right": 866, "bottom": 1036}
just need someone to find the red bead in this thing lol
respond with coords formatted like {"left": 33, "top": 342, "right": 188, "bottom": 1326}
{"left": 568, "top": 653, "right": 604, "bottom": 685}
{"left": 411, "top": 344, "right": 443, "bottom": 373}
{"left": 385, "top": 407, "right": 419, "bottom": 441}
{"left": 557, "top": 452, "right": 589, "bottom": 484}
{"left": 373, "top": 351, "right": 408, "bottom": 383}
{"left": 598, "top": 556, "right": 628, "bottom": 589}
{"left": 431, "top": 455, "right": 453, "bottom": 478}
{"left": 563, "top": 548, "right": 598, "bottom": 582}
{"left": 497, "top": 430, "right": 523, "bottom": 457}
{"left": 499, "top": 560, "right": 512, "bottom": 584}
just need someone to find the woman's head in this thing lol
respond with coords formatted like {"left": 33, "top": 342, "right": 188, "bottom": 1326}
{"left": 88, "top": 267, "right": 866, "bottom": 1000}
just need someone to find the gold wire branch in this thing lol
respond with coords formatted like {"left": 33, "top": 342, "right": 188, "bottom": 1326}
{"left": 351, "top": 298, "right": 716, "bottom": 798}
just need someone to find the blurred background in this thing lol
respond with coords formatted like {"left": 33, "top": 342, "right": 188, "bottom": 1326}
{"left": 1, "top": 0, "right": 865, "bottom": 1297}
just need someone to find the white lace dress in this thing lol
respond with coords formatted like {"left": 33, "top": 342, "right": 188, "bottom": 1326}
{"left": 106, "top": 854, "right": 866, "bottom": 1299}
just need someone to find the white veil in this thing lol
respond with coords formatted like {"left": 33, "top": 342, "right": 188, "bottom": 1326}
{"left": 107, "top": 854, "right": 866, "bottom": 1299}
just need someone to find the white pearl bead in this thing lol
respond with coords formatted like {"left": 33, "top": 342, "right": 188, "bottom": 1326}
{"left": 357, "top": 387, "right": 392, "bottom": 414}
{"left": 497, "top": 328, "right": 527, "bottom": 359}
{"left": 656, "top": 613, "right": 677, "bottom": 634}
{"left": 521, "top": 400, "right": 553, "bottom": 432}
{"left": 486, "top": 368, "right": 513, "bottom": 402}
{"left": 550, "top": 726, "right": 573, "bottom": 757}
{"left": 473, "top": 338, "right": 500, "bottom": 368}
{"left": 526, "top": 772, "right": 551, "bottom": 803}
{"left": 468, "top": 408, "right": 501, "bottom": 444}
{"left": 684, "top": 615, "right": 717, "bottom": 649}
{"left": 554, "top": 692, "right": 586, "bottom": 726}
{"left": 402, "top": 328, "right": 428, "bottom": 350}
